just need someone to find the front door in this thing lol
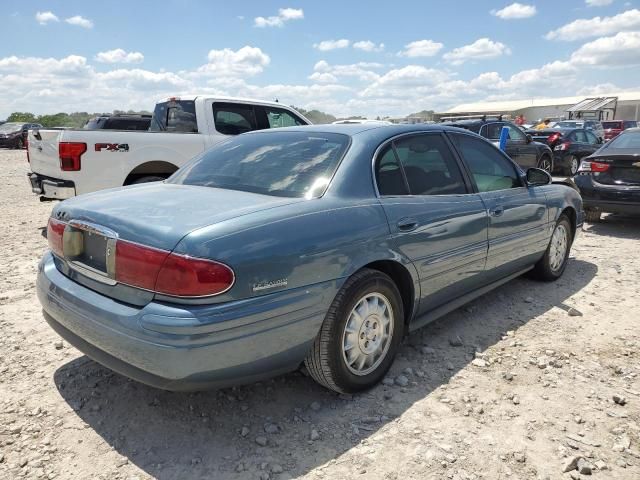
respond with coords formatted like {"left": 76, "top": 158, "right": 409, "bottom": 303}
{"left": 448, "top": 132, "right": 550, "bottom": 279}
{"left": 374, "top": 133, "right": 489, "bottom": 315}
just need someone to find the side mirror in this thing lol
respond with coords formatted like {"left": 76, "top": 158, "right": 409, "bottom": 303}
{"left": 526, "top": 134, "right": 533, "bottom": 144}
{"left": 526, "top": 167, "right": 552, "bottom": 186}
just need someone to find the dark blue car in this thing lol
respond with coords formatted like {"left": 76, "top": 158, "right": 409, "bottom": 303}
{"left": 37, "top": 124, "right": 583, "bottom": 393}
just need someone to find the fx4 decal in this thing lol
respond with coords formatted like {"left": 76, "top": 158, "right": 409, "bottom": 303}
{"left": 95, "top": 143, "right": 129, "bottom": 152}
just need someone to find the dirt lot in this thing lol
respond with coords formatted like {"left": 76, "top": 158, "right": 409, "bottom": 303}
{"left": 1, "top": 148, "right": 639, "bottom": 480}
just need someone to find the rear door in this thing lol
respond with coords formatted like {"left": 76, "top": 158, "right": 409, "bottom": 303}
{"left": 449, "top": 132, "right": 549, "bottom": 278}
{"left": 374, "top": 132, "right": 488, "bottom": 315}
{"left": 506, "top": 122, "right": 538, "bottom": 168}
{"left": 480, "top": 122, "right": 524, "bottom": 165}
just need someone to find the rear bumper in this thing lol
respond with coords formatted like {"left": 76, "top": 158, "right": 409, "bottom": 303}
{"left": 575, "top": 174, "right": 640, "bottom": 214}
{"left": 28, "top": 172, "right": 76, "bottom": 200}
{"left": 37, "top": 252, "right": 336, "bottom": 391}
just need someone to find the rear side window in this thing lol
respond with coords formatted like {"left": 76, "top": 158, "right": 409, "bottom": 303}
{"left": 104, "top": 118, "right": 151, "bottom": 131}
{"left": 393, "top": 135, "right": 466, "bottom": 195}
{"left": 572, "top": 130, "right": 588, "bottom": 142}
{"left": 451, "top": 133, "right": 522, "bottom": 192}
{"left": 585, "top": 131, "right": 599, "bottom": 145}
{"left": 213, "top": 103, "right": 258, "bottom": 135}
{"left": 150, "top": 100, "right": 198, "bottom": 133}
{"left": 375, "top": 145, "right": 409, "bottom": 196}
{"left": 263, "top": 107, "right": 305, "bottom": 128}
{"left": 481, "top": 123, "right": 504, "bottom": 140}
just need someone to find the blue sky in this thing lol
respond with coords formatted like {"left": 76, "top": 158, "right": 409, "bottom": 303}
{"left": 2, "top": 0, "right": 640, "bottom": 118}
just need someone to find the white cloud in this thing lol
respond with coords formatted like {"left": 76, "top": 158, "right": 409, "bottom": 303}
{"left": 65, "top": 15, "right": 94, "bottom": 29}
{"left": 545, "top": 9, "right": 640, "bottom": 41}
{"left": 570, "top": 31, "right": 640, "bottom": 66}
{"left": 313, "top": 60, "right": 384, "bottom": 82}
{"left": 35, "top": 11, "right": 59, "bottom": 25}
{"left": 398, "top": 39, "right": 444, "bottom": 57}
{"left": 586, "top": 0, "right": 614, "bottom": 6}
{"left": 308, "top": 72, "right": 338, "bottom": 83}
{"left": 313, "top": 39, "right": 350, "bottom": 51}
{"left": 196, "top": 46, "right": 270, "bottom": 77}
{"left": 353, "top": 40, "right": 385, "bottom": 52}
{"left": 443, "top": 38, "right": 511, "bottom": 65}
{"left": 95, "top": 49, "right": 144, "bottom": 64}
{"left": 254, "top": 8, "right": 303, "bottom": 27}
{"left": 491, "top": 3, "right": 537, "bottom": 19}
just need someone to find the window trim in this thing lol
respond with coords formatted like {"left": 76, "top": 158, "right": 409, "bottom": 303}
{"left": 445, "top": 130, "right": 526, "bottom": 193}
{"left": 371, "top": 131, "right": 473, "bottom": 198}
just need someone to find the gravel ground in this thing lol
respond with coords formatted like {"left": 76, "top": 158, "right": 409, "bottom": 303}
{"left": 1, "top": 148, "right": 639, "bottom": 480}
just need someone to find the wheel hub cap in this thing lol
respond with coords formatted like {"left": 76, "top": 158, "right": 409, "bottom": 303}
{"left": 342, "top": 293, "right": 394, "bottom": 376}
{"left": 549, "top": 224, "right": 568, "bottom": 272}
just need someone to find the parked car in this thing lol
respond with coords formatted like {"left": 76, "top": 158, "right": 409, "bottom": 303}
{"left": 602, "top": 120, "right": 638, "bottom": 142}
{"left": 575, "top": 128, "right": 640, "bottom": 222}
{"left": 83, "top": 114, "right": 152, "bottom": 131}
{"left": 0, "top": 122, "right": 43, "bottom": 149}
{"left": 27, "top": 96, "right": 310, "bottom": 200}
{"left": 442, "top": 118, "right": 555, "bottom": 173}
{"left": 527, "top": 128, "right": 602, "bottom": 176}
{"left": 37, "top": 124, "right": 583, "bottom": 393}
{"left": 554, "top": 120, "right": 605, "bottom": 141}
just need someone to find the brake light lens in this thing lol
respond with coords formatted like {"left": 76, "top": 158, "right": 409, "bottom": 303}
{"left": 114, "top": 241, "right": 234, "bottom": 297}
{"left": 554, "top": 141, "right": 571, "bottom": 151}
{"left": 547, "top": 133, "right": 561, "bottom": 144}
{"left": 59, "top": 142, "right": 87, "bottom": 171}
{"left": 578, "top": 161, "right": 611, "bottom": 173}
{"left": 47, "top": 218, "right": 66, "bottom": 257}
{"left": 155, "top": 253, "right": 235, "bottom": 297}
{"left": 115, "top": 240, "right": 169, "bottom": 291}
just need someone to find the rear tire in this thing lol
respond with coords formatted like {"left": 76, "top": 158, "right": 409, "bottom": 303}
{"left": 131, "top": 175, "right": 165, "bottom": 184}
{"left": 537, "top": 155, "right": 553, "bottom": 174}
{"left": 585, "top": 210, "right": 601, "bottom": 223}
{"left": 15, "top": 138, "right": 24, "bottom": 150}
{"left": 564, "top": 155, "right": 580, "bottom": 176}
{"left": 531, "top": 215, "right": 572, "bottom": 281}
{"left": 304, "top": 268, "right": 404, "bottom": 393}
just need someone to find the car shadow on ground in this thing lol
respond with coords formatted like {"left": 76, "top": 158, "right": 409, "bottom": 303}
{"left": 585, "top": 214, "right": 640, "bottom": 240}
{"left": 53, "top": 258, "right": 597, "bottom": 479}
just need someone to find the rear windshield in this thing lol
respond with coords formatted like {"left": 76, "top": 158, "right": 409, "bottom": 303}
{"left": 602, "top": 121, "right": 622, "bottom": 129}
{"left": 556, "top": 121, "right": 582, "bottom": 129}
{"left": 0, "top": 123, "right": 22, "bottom": 133}
{"left": 603, "top": 131, "right": 640, "bottom": 149}
{"left": 169, "top": 131, "right": 350, "bottom": 198}
{"left": 150, "top": 100, "right": 198, "bottom": 133}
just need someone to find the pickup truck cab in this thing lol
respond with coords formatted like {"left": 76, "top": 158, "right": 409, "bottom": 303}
{"left": 27, "top": 96, "right": 310, "bottom": 200}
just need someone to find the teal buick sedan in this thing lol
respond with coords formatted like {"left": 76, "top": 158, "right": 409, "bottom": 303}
{"left": 38, "top": 124, "right": 583, "bottom": 393}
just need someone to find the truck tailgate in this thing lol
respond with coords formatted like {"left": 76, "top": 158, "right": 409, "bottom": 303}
{"left": 28, "top": 129, "right": 63, "bottom": 178}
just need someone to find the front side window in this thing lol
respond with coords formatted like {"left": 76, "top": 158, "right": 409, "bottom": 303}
{"left": 451, "top": 133, "right": 522, "bottom": 193}
{"left": 393, "top": 135, "right": 467, "bottom": 195}
{"left": 169, "top": 132, "right": 349, "bottom": 198}
{"left": 264, "top": 107, "right": 305, "bottom": 128}
{"left": 213, "top": 103, "right": 257, "bottom": 135}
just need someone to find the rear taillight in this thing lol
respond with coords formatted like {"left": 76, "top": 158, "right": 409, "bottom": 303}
{"left": 547, "top": 133, "right": 561, "bottom": 145}
{"left": 155, "top": 253, "right": 235, "bottom": 297}
{"left": 47, "top": 218, "right": 65, "bottom": 257}
{"left": 554, "top": 141, "right": 571, "bottom": 151}
{"left": 114, "top": 241, "right": 234, "bottom": 297}
{"left": 59, "top": 142, "right": 87, "bottom": 171}
{"left": 578, "top": 161, "right": 611, "bottom": 173}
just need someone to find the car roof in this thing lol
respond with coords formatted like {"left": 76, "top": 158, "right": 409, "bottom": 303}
{"left": 243, "top": 123, "right": 474, "bottom": 139}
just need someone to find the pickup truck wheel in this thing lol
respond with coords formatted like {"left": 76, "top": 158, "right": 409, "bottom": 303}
{"left": 131, "top": 175, "right": 165, "bottom": 184}
{"left": 537, "top": 155, "right": 553, "bottom": 174}
{"left": 304, "top": 268, "right": 404, "bottom": 393}
{"left": 531, "top": 215, "right": 572, "bottom": 281}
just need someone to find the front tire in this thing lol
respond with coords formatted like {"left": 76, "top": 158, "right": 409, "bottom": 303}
{"left": 304, "top": 269, "right": 404, "bottom": 393}
{"left": 531, "top": 215, "right": 572, "bottom": 281}
{"left": 537, "top": 155, "right": 553, "bottom": 174}
{"left": 15, "top": 137, "right": 24, "bottom": 150}
{"left": 585, "top": 209, "right": 601, "bottom": 223}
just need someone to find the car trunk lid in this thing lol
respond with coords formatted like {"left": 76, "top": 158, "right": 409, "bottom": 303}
{"left": 587, "top": 152, "right": 640, "bottom": 187}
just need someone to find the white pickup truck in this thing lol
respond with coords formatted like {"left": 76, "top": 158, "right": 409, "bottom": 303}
{"left": 27, "top": 95, "right": 310, "bottom": 200}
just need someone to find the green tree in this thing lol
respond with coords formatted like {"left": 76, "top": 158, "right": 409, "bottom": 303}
{"left": 7, "top": 112, "right": 37, "bottom": 123}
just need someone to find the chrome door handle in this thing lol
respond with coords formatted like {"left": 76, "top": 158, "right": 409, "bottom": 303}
{"left": 490, "top": 206, "right": 504, "bottom": 217}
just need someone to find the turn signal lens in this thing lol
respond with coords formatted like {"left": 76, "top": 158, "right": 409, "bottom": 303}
{"left": 47, "top": 218, "right": 66, "bottom": 257}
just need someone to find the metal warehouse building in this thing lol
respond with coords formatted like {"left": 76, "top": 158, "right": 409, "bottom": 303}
{"left": 437, "top": 91, "right": 640, "bottom": 123}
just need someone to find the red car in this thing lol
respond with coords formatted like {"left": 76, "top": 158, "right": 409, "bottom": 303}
{"left": 602, "top": 120, "right": 638, "bottom": 141}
